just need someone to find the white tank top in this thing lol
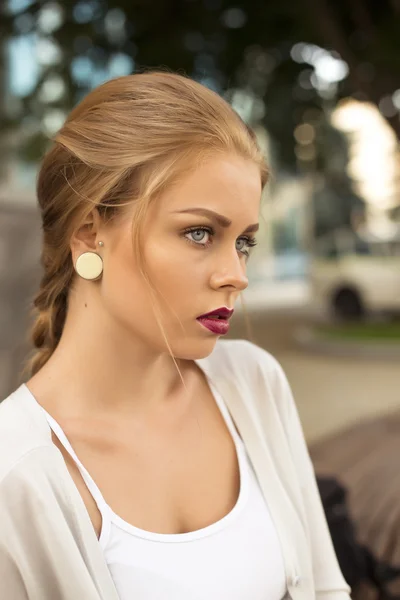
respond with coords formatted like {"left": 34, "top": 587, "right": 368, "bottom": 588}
{"left": 40, "top": 385, "right": 287, "bottom": 600}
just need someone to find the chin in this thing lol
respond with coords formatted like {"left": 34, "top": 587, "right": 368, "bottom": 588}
{"left": 172, "top": 337, "right": 220, "bottom": 361}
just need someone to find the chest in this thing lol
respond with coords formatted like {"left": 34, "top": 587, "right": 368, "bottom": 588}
{"left": 55, "top": 387, "right": 241, "bottom": 536}
{"left": 105, "top": 481, "right": 287, "bottom": 600}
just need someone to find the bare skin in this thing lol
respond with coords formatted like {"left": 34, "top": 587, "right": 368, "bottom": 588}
{"left": 27, "top": 153, "right": 262, "bottom": 538}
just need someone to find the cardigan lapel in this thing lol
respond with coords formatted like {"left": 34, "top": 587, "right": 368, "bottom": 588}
{"left": 196, "top": 354, "right": 313, "bottom": 599}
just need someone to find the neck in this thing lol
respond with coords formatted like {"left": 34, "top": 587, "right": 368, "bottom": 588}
{"left": 27, "top": 294, "right": 199, "bottom": 419}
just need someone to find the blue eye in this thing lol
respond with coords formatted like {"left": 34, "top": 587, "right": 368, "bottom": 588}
{"left": 190, "top": 229, "right": 208, "bottom": 242}
{"left": 236, "top": 237, "right": 258, "bottom": 257}
{"left": 236, "top": 239, "right": 246, "bottom": 252}
{"left": 184, "top": 228, "right": 211, "bottom": 245}
{"left": 183, "top": 227, "right": 257, "bottom": 256}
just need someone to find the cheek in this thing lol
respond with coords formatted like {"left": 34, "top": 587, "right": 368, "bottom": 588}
{"left": 145, "top": 240, "right": 206, "bottom": 300}
{"left": 102, "top": 229, "right": 209, "bottom": 340}
{"left": 101, "top": 241, "right": 150, "bottom": 320}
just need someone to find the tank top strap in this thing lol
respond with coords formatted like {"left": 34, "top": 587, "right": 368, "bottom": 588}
{"left": 41, "top": 409, "right": 110, "bottom": 521}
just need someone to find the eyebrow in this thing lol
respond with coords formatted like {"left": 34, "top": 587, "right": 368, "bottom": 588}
{"left": 172, "top": 208, "right": 259, "bottom": 234}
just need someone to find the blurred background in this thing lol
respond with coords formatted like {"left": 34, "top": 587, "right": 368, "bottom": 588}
{"left": 0, "top": 0, "right": 399, "bottom": 596}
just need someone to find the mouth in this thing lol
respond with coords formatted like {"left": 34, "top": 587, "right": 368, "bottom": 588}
{"left": 196, "top": 307, "right": 234, "bottom": 336}
{"left": 197, "top": 307, "right": 234, "bottom": 320}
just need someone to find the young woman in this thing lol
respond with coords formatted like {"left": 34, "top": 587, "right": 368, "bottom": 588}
{"left": 0, "top": 72, "right": 350, "bottom": 599}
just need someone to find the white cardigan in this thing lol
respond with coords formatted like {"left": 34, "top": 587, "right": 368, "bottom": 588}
{"left": 0, "top": 340, "right": 351, "bottom": 600}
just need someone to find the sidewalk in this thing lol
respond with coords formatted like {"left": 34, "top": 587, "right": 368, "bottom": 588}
{"left": 229, "top": 293, "right": 400, "bottom": 445}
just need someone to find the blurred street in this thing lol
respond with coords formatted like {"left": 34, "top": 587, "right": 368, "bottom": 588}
{"left": 230, "top": 300, "right": 400, "bottom": 444}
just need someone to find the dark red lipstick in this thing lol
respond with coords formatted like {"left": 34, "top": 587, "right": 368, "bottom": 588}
{"left": 196, "top": 307, "right": 234, "bottom": 335}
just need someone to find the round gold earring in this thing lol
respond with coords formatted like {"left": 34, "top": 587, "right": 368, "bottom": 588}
{"left": 74, "top": 252, "right": 103, "bottom": 281}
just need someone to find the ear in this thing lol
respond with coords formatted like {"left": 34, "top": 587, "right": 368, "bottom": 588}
{"left": 70, "top": 208, "right": 104, "bottom": 256}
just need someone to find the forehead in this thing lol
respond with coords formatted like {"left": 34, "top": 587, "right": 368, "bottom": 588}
{"left": 155, "top": 154, "right": 262, "bottom": 219}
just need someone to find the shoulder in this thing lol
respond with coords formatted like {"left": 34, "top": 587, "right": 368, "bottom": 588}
{"left": 200, "top": 338, "right": 291, "bottom": 404}
{"left": 207, "top": 340, "right": 299, "bottom": 442}
{"left": 0, "top": 385, "right": 54, "bottom": 483}
{"left": 205, "top": 338, "right": 286, "bottom": 380}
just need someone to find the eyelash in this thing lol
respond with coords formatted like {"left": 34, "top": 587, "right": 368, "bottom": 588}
{"left": 182, "top": 226, "right": 258, "bottom": 257}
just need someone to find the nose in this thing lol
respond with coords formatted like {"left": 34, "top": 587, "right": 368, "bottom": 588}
{"left": 209, "top": 251, "right": 249, "bottom": 292}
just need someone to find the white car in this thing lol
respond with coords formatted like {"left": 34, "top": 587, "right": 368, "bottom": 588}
{"left": 309, "top": 230, "right": 400, "bottom": 319}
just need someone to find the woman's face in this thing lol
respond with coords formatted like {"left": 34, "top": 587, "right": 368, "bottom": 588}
{"left": 101, "top": 153, "right": 262, "bottom": 359}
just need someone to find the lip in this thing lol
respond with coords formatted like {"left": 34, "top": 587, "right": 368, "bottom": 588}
{"left": 197, "top": 307, "right": 234, "bottom": 319}
{"left": 196, "top": 307, "right": 234, "bottom": 336}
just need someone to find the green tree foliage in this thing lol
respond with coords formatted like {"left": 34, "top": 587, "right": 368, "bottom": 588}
{"left": 0, "top": 0, "right": 399, "bottom": 172}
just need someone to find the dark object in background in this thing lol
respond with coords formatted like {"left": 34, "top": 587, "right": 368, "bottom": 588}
{"left": 317, "top": 476, "right": 400, "bottom": 600}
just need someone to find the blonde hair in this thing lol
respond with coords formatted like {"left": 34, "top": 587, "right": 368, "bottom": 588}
{"left": 25, "top": 71, "right": 269, "bottom": 377}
